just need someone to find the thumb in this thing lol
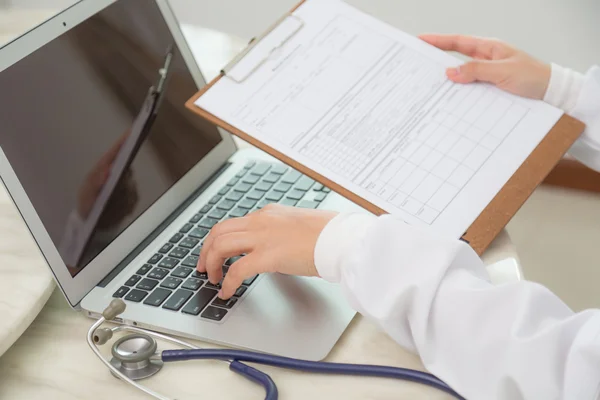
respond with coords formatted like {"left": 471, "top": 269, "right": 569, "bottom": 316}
{"left": 446, "top": 60, "right": 505, "bottom": 85}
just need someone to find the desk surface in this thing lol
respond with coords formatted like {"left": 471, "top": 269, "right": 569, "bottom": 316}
{"left": 0, "top": 19, "right": 521, "bottom": 400}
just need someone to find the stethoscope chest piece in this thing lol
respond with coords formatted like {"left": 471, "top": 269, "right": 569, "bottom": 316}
{"left": 110, "top": 333, "right": 163, "bottom": 381}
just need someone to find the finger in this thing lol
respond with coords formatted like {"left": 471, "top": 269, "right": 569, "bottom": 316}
{"left": 419, "top": 34, "right": 504, "bottom": 60}
{"left": 219, "top": 254, "right": 261, "bottom": 299}
{"left": 204, "top": 232, "right": 254, "bottom": 284}
{"left": 198, "top": 217, "right": 251, "bottom": 271}
{"left": 446, "top": 60, "right": 506, "bottom": 85}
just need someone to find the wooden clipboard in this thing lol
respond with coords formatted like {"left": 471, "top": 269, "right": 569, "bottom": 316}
{"left": 185, "top": 0, "right": 586, "bottom": 256}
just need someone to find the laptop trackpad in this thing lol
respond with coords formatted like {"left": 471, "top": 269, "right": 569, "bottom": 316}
{"left": 221, "top": 273, "right": 354, "bottom": 358}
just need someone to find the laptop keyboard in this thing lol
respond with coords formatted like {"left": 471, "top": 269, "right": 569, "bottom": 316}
{"left": 112, "top": 160, "right": 331, "bottom": 322}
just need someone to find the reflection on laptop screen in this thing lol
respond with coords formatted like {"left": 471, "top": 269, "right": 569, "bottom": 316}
{"left": 0, "top": 0, "right": 222, "bottom": 277}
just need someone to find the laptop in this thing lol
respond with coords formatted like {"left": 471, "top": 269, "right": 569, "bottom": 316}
{"left": 0, "top": 0, "right": 364, "bottom": 360}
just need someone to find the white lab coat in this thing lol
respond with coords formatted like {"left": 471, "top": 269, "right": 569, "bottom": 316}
{"left": 314, "top": 64, "right": 600, "bottom": 400}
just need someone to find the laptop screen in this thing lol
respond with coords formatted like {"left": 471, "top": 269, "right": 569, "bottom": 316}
{"left": 0, "top": 0, "right": 223, "bottom": 277}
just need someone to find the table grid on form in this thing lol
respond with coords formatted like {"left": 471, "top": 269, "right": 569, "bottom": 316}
{"left": 361, "top": 85, "right": 529, "bottom": 224}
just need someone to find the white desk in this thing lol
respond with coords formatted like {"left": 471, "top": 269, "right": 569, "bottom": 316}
{"left": 0, "top": 19, "right": 522, "bottom": 400}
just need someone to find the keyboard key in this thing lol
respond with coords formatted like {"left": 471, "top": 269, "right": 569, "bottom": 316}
{"left": 280, "top": 198, "right": 298, "bottom": 207}
{"left": 198, "top": 218, "right": 219, "bottom": 229}
{"left": 208, "top": 209, "right": 227, "bottom": 220}
{"left": 209, "top": 195, "right": 222, "bottom": 205}
{"left": 225, "top": 191, "right": 244, "bottom": 202}
{"left": 251, "top": 162, "right": 271, "bottom": 176}
{"left": 192, "top": 247, "right": 202, "bottom": 257}
{"left": 247, "top": 190, "right": 265, "bottom": 201}
{"left": 255, "top": 181, "right": 273, "bottom": 192}
{"left": 159, "top": 243, "right": 174, "bottom": 254}
{"left": 125, "top": 289, "right": 148, "bottom": 303}
{"left": 273, "top": 182, "right": 292, "bottom": 193}
{"left": 258, "top": 199, "right": 276, "bottom": 209}
{"left": 280, "top": 198, "right": 297, "bottom": 207}
{"left": 189, "top": 213, "right": 203, "bottom": 223}
{"left": 265, "top": 191, "right": 284, "bottom": 201}
{"left": 180, "top": 223, "right": 194, "bottom": 234}
{"left": 294, "top": 176, "right": 314, "bottom": 191}
{"left": 169, "top": 233, "right": 184, "bottom": 244}
{"left": 286, "top": 190, "right": 305, "bottom": 200}
{"left": 229, "top": 207, "right": 248, "bottom": 218}
{"left": 199, "top": 204, "right": 212, "bottom": 214}
{"left": 297, "top": 200, "right": 319, "bottom": 209}
{"left": 322, "top": 187, "right": 331, "bottom": 193}
{"left": 125, "top": 275, "right": 141, "bottom": 287}
{"left": 113, "top": 286, "right": 129, "bottom": 298}
{"left": 148, "top": 268, "right": 169, "bottom": 280}
{"left": 263, "top": 173, "right": 281, "bottom": 183}
{"left": 234, "top": 183, "right": 252, "bottom": 193}
{"left": 212, "top": 297, "right": 238, "bottom": 309}
{"left": 281, "top": 170, "right": 301, "bottom": 184}
{"left": 161, "top": 277, "right": 183, "bottom": 290}
{"left": 227, "top": 177, "right": 240, "bottom": 186}
{"left": 137, "top": 278, "right": 159, "bottom": 291}
{"left": 182, "top": 288, "right": 219, "bottom": 315}
{"left": 242, "top": 174, "right": 260, "bottom": 184}
{"left": 271, "top": 164, "right": 288, "bottom": 175}
{"left": 148, "top": 254, "right": 163, "bottom": 264}
{"left": 193, "top": 270, "right": 208, "bottom": 279}
{"left": 180, "top": 237, "right": 200, "bottom": 249}
{"left": 244, "top": 160, "right": 256, "bottom": 170}
{"left": 158, "top": 257, "right": 179, "bottom": 269}
{"left": 169, "top": 247, "right": 189, "bottom": 259}
{"left": 143, "top": 288, "right": 172, "bottom": 307}
{"left": 206, "top": 281, "right": 222, "bottom": 290}
{"left": 217, "top": 200, "right": 236, "bottom": 211}
{"left": 182, "top": 255, "right": 199, "bottom": 268}
{"left": 171, "top": 266, "right": 193, "bottom": 279}
{"left": 137, "top": 264, "right": 152, "bottom": 275}
{"left": 243, "top": 275, "right": 257, "bottom": 286}
{"left": 201, "top": 306, "right": 228, "bottom": 321}
{"left": 234, "top": 286, "right": 247, "bottom": 297}
{"left": 218, "top": 186, "right": 230, "bottom": 196}
{"left": 182, "top": 278, "right": 203, "bottom": 291}
{"left": 189, "top": 227, "right": 209, "bottom": 239}
{"left": 314, "top": 192, "right": 327, "bottom": 202}
{"left": 235, "top": 168, "right": 247, "bottom": 178}
{"left": 238, "top": 199, "right": 257, "bottom": 209}
{"left": 313, "top": 183, "right": 324, "bottom": 191}
{"left": 162, "top": 289, "right": 194, "bottom": 311}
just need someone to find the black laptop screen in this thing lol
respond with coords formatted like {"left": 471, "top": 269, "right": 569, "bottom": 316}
{"left": 0, "top": 0, "right": 222, "bottom": 276}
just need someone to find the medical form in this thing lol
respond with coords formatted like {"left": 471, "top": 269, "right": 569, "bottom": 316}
{"left": 195, "top": 0, "right": 564, "bottom": 238}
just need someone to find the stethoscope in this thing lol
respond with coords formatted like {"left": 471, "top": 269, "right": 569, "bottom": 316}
{"left": 88, "top": 299, "right": 466, "bottom": 400}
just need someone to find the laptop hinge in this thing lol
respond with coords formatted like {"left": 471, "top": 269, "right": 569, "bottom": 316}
{"left": 97, "top": 162, "right": 232, "bottom": 288}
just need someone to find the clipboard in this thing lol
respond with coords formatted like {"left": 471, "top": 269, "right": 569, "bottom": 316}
{"left": 185, "top": 0, "right": 586, "bottom": 255}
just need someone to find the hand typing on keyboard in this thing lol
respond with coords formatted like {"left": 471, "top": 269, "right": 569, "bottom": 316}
{"left": 197, "top": 204, "right": 337, "bottom": 300}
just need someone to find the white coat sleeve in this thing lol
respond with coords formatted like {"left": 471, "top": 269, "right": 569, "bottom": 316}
{"left": 314, "top": 213, "right": 600, "bottom": 399}
{"left": 544, "top": 64, "right": 600, "bottom": 172}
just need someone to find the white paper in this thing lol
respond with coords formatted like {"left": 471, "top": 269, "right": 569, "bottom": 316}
{"left": 197, "top": 0, "right": 563, "bottom": 238}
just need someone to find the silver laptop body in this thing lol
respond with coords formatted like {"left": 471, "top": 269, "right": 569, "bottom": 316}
{"left": 0, "top": 0, "right": 362, "bottom": 360}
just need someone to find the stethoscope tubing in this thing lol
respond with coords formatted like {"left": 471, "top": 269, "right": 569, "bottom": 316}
{"left": 162, "top": 349, "right": 465, "bottom": 400}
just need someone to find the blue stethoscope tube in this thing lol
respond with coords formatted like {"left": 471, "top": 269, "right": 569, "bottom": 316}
{"left": 162, "top": 349, "right": 466, "bottom": 400}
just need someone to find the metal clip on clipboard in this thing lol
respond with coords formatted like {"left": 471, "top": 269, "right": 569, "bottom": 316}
{"left": 221, "top": 13, "right": 304, "bottom": 83}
